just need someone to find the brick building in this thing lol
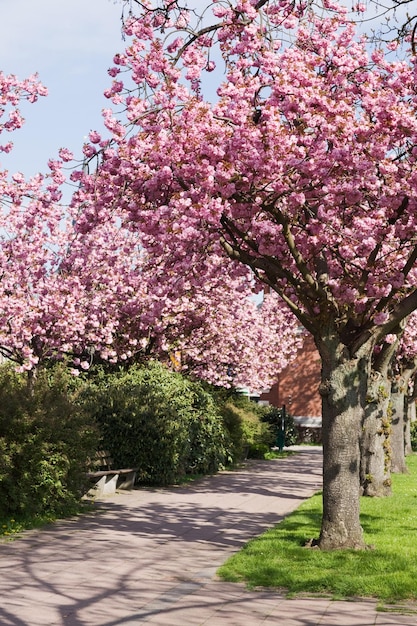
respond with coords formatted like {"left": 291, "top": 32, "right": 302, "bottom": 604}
{"left": 260, "top": 333, "right": 322, "bottom": 439}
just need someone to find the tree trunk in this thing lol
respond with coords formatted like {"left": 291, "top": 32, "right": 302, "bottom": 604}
{"left": 359, "top": 339, "right": 397, "bottom": 497}
{"left": 315, "top": 329, "right": 372, "bottom": 550}
{"left": 403, "top": 367, "right": 417, "bottom": 456}
{"left": 404, "top": 393, "right": 415, "bottom": 455}
{"left": 360, "top": 370, "right": 392, "bottom": 496}
{"left": 26, "top": 368, "right": 37, "bottom": 397}
{"left": 390, "top": 377, "right": 408, "bottom": 473}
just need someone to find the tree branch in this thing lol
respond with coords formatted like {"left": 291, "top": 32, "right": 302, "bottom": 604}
{"left": 371, "top": 289, "right": 417, "bottom": 349}
{"left": 219, "top": 234, "right": 316, "bottom": 332}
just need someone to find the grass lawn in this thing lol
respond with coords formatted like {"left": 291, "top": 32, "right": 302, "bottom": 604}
{"left": 217, "top": 453, "right": 417, "bottom": 602}
{"left": 0, "top": 501, "right": 93, "bottom": 540}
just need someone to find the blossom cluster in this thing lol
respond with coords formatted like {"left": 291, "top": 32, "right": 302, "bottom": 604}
{"left": 75, "top": 0, "right": 417, "bottom": 345}
{"left": 0, "top": 56, "right": 300, "bottom": 385}
{"left": 0, "top": 71, "right": 47, "bottom": 153}
{"left": 5, "top": 0, "right": 417, "bottom": 388}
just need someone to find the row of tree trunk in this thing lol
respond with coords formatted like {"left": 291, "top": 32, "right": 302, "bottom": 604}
{"left": 314, "top": 327, "right": 416, "bottom": 550}
{"left": 360, "top": 347, "right": 416, "bottom": 498}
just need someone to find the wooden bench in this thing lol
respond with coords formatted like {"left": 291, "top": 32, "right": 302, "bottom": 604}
{"left": 86, "top": 451, "right": 138, "bottom": 497}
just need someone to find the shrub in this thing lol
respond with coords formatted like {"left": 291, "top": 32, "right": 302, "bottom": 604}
{"left": 183, "top": 383, "right": 230, "bottom": 475}
{"left": 0, "top": 364, "right": 99, "bottom": 518}
{"left": 84, "top": 362, "right": 229, "bottom": 485}
{"left": 215, "top": 391, "right": 275, "bottom": 461}
{"left": 217, "top": 401, "right": 246, "bottom": 462}
{"left": 261, "top": 405, "right": 298, "bottom": 448}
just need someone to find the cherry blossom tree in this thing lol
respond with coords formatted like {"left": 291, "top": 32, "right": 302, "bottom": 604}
{"left": 165, "top": 285, "right": 303, "bottom": 389}
{"left": 1, "top": 176, "right": 296, "bottom": 388}
{"left": 0, "top": 71, "right": 60, "bottom": 372}
{"left": 0, "top": 69, "right": 298, "bottom": 389}
{"left": 0, "top": 151, "right": 133, "bottom": 374}
{"left": 62, "top": 215, "right": 302, "bottom": 387}
{"left": 404, "top": 372, "right": 417, "bottom": 455}
{"left": 0, "top": 71, "right": 48, "bottom": 154}
{"left": 355, "top": 0, "right": 417, "bottom": 51}
{"left": 361, "top": 313, "right": 417, "bottom": 482}
{"left": 72, "top": 0, "right": 417, "bottom": 549}
{"left": 0, "top": 71, "right": 156, "bottom": 374}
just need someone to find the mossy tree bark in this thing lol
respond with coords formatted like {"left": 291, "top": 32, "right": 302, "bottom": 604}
{"left": 390, "top": 375, "right": 409, "bottom": 473}
{"left": 360, "top": 372, "right": 392, "bottom": 496}
{"left": 390, "top": 358, "right": 417, "bottom": 471}
{"left": 404, "top": 387, "right": 416, "bottom": 455}
{"left": 315, "top": 328, "right": 373, "bottom": 550}
{"left": 359, "top": 340, "right": 397, "bottom": 497}
{"left": 391, "top": 366, "right": 417, "bottom": 474}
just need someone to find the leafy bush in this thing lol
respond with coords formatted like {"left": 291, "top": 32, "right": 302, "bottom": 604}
{"left": 84, "top": 362, "right": 229, "bottom": 485}
{"left": 184, "top": 383, "right": 229, "bottom": 474}
{"left": 215, "top": 391, "right": 275, "bottom": 460}
{"left": 217, "top": 402, "right": 246, "bottom": 462}
{"left": 261, "top": 405, "right": 298, "bottom": 448}
{"left": 0, "top": 364, "right": 99, "bottom": 518}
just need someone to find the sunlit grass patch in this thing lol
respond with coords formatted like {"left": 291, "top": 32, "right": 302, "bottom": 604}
{"left": 218, "top": 454, "right": 417, "bottom": 602}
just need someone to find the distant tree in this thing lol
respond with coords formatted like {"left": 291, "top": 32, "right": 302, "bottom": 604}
{"left": 389, "top": 313, "right": 417, "bottom": 472}
{"left": 360, "top": 334, "right": 400, "bottom": 497}
{"left": 0, "top": 69, "right": 297, "bottom": 388}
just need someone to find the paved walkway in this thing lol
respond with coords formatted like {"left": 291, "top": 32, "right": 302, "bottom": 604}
{"left": 0, "top": 447, "right": 416, "bottom": 625}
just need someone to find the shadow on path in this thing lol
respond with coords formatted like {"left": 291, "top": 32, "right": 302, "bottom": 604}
{"left": 5, "top": 448, "right": 400, "bottom": 626}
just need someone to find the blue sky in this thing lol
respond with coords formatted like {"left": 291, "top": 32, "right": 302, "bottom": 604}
{"left": 0, "top": 0, "right": 405, "bottom": 181}
{"left": 0, "top": 0, "right": 126, "bottom": 178}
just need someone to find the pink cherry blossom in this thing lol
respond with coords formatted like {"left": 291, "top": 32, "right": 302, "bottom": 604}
{"left": 71, "top": 0, "right": 417, "bottom": 549}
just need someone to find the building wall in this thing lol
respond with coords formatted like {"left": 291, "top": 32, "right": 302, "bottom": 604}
{"left": 260, "top": 333, "right": 322, "bottom": 419}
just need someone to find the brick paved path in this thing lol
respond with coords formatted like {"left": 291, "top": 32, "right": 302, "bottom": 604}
{"left": 0, "top": 447, "right": 415, "bottom": 625}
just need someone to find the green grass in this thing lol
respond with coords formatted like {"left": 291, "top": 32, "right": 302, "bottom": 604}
{"left": 218, "top": 454, "right": 417, "bottom": 603}
{"left": 0, "top": 501, "right": 94, "bottom": 541}
{"left": 263, "top": 450, "right": 294, "bottom": 460}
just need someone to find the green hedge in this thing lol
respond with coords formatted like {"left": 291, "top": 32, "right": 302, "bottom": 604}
{"left": 213, "top": 390, "right": 276, "bottom": 460}
{"left": 0, "top": 364, "right": 99, "bottom": 518}
{"left": 83, "top": 362, "right": 230, "bottom": 485}
{"left": 261, "top": 405, "right": 298, "bottom": 448}
{"left": 0, "top": 357, "right": 291, "bottom": 519}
